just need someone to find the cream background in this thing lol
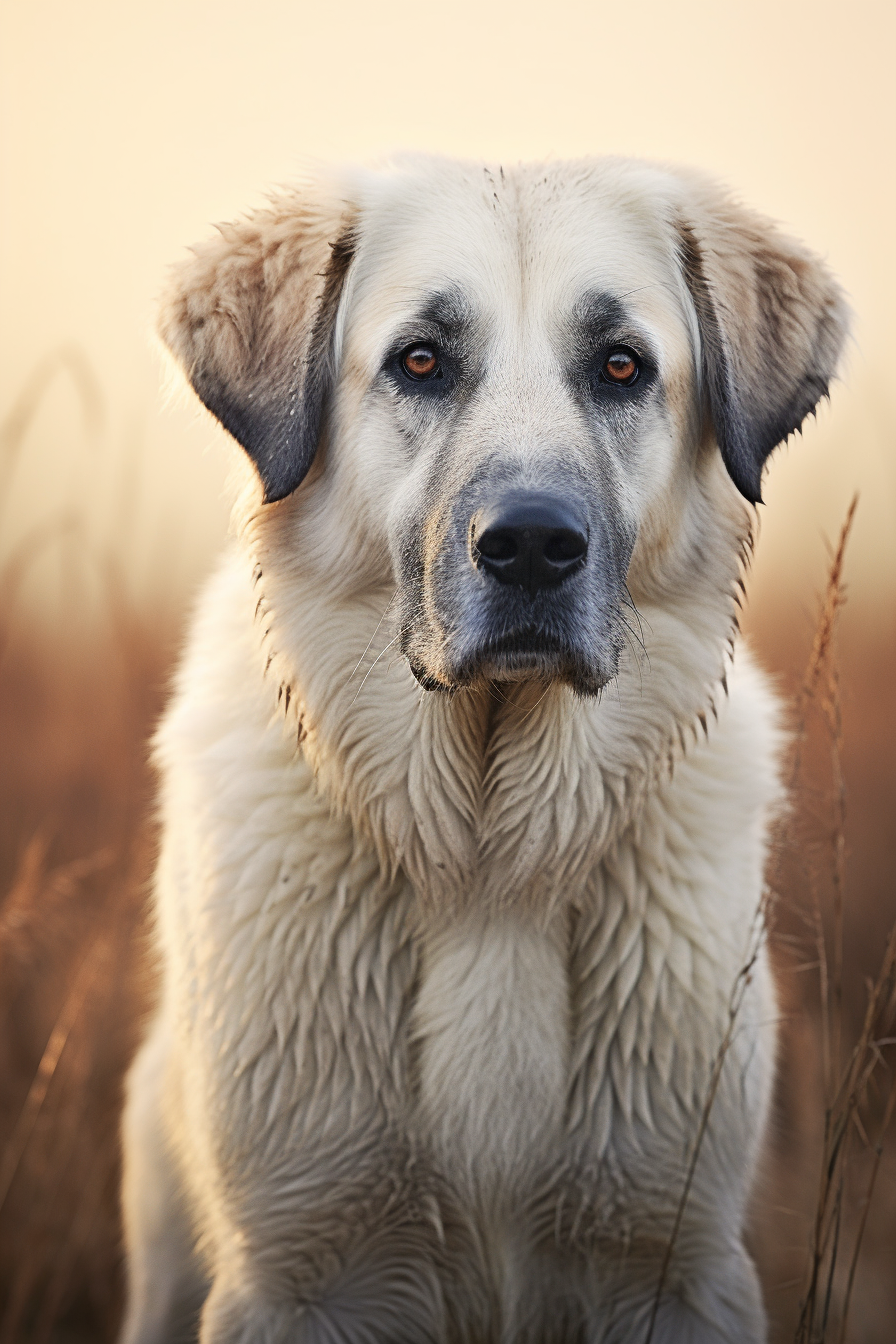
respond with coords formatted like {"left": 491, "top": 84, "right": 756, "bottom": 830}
{"left": 1, "top": 0, "right": 894, "bottom": 613}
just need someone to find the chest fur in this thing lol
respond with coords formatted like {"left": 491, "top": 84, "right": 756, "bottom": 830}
{"left": 409, "top": 775, "right": 766, "bottom": 1202}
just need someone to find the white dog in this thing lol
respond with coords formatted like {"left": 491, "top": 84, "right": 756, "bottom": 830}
{"left": 120, "top": 156, "right": 847, "bottom": 1343}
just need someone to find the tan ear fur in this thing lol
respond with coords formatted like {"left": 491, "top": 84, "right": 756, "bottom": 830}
{"left": 159, "top": 187, "right": 355, "bottom": 503}
{"left": 676, "top": 177, "right": 849, "bottom": 502}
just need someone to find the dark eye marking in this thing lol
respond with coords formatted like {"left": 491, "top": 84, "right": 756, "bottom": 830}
{"left": 567, "top": 291, "right": 657, "bottom": 404}
{"left": 384, "top": 288, "right": 478, "bottom": 398}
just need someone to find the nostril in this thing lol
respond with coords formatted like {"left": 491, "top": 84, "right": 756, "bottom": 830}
{"left": 475, "top": 529, "right": 518, "bottom": 563}
{"left": 471, "top": 493, "right": 589, "bottom": 594}
{"left": 543, "top": 529, "right": 587, "bottom": 565}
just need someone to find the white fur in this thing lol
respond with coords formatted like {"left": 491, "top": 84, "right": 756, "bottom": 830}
{"left": 117, "top": 156, "right": 838, "bottom": 1344}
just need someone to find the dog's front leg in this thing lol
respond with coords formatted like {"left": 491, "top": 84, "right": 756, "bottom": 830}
{"left": 120, "top": 1013, "right": 210, "bottom": 1344}
{"left": 580, "top": 1245, "right": 766, "bottom": 1344}
{"left": 198, "top": 1234, "right": 450, "bottom": 1344}
{"left": 166, "top": 815, "right": 452, "bottom": 1344}
{"left": 192, "top": 1102, "right": 453, "bottom": 1344}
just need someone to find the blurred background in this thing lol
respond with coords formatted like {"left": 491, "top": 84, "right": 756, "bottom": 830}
{"left": 1, "top": 1, "right": 894, "bottom": 1340}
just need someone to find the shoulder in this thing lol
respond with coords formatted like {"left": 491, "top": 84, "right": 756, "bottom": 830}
{"left": 714, "top": 641, "right": 786, "bottom": 813}
{"left": 650, "top": 639, "right": 787, "bottom": 859}
{"left": 154, "top": 548, "right": 272, "bottom": 770}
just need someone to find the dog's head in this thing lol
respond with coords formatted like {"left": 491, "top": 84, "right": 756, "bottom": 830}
{"left": 161, "top": 158, "right": 847, "bottom": 696}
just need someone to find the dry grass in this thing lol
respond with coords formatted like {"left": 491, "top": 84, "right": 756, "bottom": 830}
{"left": 0, "top": 612, "right": 176, "bottom": 1342}
{"left": 748, "top": 512, "right": 896, "bottom": 1344}
{"left": 0, "top": 362, "right": 894, "bottom": 1341}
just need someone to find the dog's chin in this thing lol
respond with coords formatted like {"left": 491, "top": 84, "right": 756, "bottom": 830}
{"left": 407, "top": 640, "right": 614, "bottom": 699}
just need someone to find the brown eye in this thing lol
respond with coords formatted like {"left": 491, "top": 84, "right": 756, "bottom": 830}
{"left": 603, "top": 348, "right": 640, "bottom": 385}
{"left": 401, "top": 344, "right": 439, "bottom": 379}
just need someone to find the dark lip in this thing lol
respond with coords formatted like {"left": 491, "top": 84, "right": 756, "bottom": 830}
{"left": 473, "top": 628, "right": 569, "bottom": 657}
{"left": 407, "top": 630, "right": 611, "bottom": 697}
{"left": 451, "top": 630, "right": 575, "bottom": 685}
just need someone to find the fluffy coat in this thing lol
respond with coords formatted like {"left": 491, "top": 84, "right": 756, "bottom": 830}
{"left": 120, "top": 156, "right": 848, "bottom": 1344}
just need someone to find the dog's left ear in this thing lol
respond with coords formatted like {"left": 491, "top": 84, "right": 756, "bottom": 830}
{"left": 675, "top": 178, "right": 849, "bottom": 503}
{"left": 159, "top": 189, "right": 355, "bottom": 504}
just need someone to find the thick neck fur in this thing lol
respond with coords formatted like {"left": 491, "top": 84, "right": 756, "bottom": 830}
{"left": 235, "top": 451, "right": 750, "bottom": 914}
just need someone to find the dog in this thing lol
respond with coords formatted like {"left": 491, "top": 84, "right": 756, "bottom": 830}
{"left": 120, "top": 155, "right": 847, "bottom": 1344}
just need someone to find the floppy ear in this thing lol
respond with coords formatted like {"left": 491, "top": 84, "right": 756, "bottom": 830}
{"left": 159, "top": 190, "right": 355, "bottom": 503}
{"left": 676, "top": 179, "right": 849, "bottom": 503}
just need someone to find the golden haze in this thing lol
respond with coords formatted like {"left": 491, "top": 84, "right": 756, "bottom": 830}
{"left": 1, "top": 0, "right": 894, "bottom": 611}
{"left": 2, "top": 7, "right": 896, "bottom": 1339}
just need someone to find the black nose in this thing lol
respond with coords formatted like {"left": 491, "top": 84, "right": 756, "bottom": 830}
{"left": 471, "top": 493, "right": 589, "bottom": 596}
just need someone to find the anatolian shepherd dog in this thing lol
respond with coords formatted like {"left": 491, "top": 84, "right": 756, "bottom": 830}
{"left": 120, "top": 156, "right": 847, "bottom": 1344}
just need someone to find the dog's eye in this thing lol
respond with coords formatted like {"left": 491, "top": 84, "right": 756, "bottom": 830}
{"left": 602, "top": 348, "right": 640, "bottom": 385}
{"left": 401, "top": 344, "right": 440, "bottom": 380}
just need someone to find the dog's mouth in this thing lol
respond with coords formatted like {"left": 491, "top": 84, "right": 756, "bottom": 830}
{"left": 405, "top": 629, "right": 612, "bottom": 697}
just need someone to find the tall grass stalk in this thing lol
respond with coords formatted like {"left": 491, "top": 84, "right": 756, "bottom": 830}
{"left": 787, "top": 499, "right": 896, "bottom": 1343}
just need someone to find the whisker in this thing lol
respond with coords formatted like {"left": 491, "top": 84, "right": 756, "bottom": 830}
{"left": 618, "top": 623, "right": 645, "bottom": 694}
{"left": 350, "top": 634, "right": 400, "bottom": 706}
{"left": 622, "top": 584, "right": 650, "bottom": 655}
{"left": 619, "top": 611, "right": 648, "bottom": 663}
{"left": 346, "top": 592, "right": 397, "bottom": 685}
{"left": 616, "top": 281, "right": 680, "bottom": 302}
{"left": 518, "top": 683, "right": 552, "bottom": 723}
{"left": 486, "top": 681, "right": 512, "bottom": 706}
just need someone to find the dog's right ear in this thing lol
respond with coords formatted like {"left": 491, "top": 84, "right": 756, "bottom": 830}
{"left": 159, "top": 193, "right": 355, "bottom": 504}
